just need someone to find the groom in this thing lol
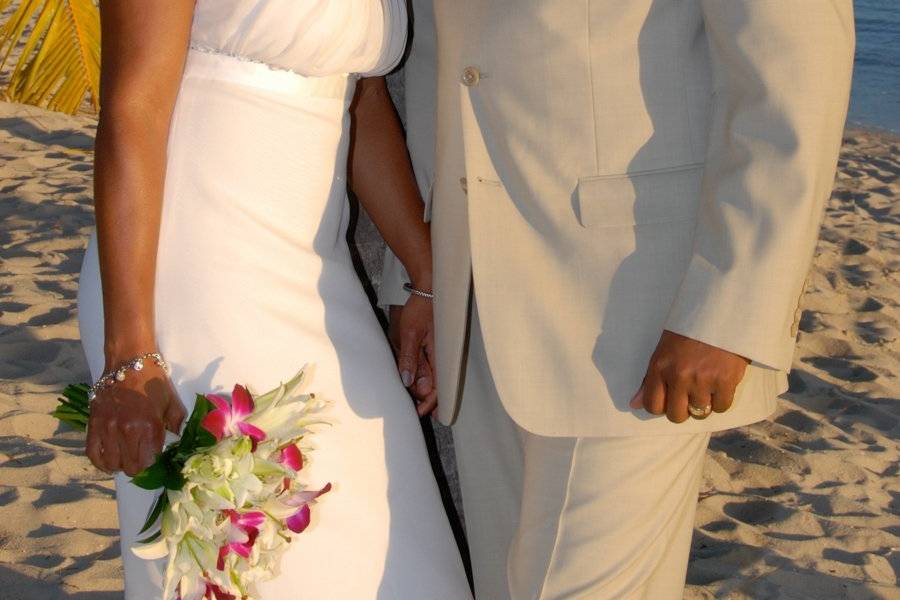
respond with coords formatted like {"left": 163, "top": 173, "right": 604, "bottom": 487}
{"left": 381, "top": 1, "right": 854, "bottom": 597}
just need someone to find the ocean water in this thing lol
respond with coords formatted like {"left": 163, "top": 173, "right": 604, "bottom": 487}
{"left": 850, "top": 0, "right": 900, "bottom": 132}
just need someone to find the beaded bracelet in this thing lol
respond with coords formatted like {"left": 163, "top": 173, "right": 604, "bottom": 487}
{"left": 403, "top": 282, "right": 435, "bottom": 300}
{"left": 88, "top": 351, "right": 170, "bottom": 401}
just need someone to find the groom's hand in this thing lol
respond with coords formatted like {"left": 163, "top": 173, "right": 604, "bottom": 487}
{"left": 630, "top": 330, "right": 750, "bottom": 423}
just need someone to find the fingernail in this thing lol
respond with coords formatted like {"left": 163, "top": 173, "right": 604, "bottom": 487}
{"left": 401, "top": 370, "right": 413, "bottom": 387}
{"left": 629, "top": 391, "right": 643, "bottom": 409}
{"left": 416, "top": 377, "right": 432, "bottom": 394}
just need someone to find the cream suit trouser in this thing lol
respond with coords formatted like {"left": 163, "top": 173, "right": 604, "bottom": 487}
{"left": 453, "top": 299, "right": 711, "bottom": 600}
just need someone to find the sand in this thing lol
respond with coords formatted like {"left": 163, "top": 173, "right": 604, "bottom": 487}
{"left": 0, "top": 98, "right": 897, "bottom": 599}
{"left": 0, "top": 102, "right": 119, "bottom": 598}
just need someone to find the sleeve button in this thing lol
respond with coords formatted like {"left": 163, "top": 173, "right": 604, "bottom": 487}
{"left": 461, "top": 66, "right": 481, "bottom": 87}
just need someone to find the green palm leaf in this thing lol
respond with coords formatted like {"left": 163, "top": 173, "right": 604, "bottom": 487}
{"left": 0, "top": 0, "right": 100, "bottom": 114}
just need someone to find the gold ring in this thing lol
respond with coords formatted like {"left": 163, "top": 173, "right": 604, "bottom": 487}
{"left": 688, "top": 403, "right": 712, "bottom": 420}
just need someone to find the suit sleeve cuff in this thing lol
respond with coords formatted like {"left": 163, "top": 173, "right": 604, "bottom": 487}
{"left": 664, "top": 256, "right": 800, "bottom": 372}
{"left": 377, "top": 246, "right": 411, "bottom": 309}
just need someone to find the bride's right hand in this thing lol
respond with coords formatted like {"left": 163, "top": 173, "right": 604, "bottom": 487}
{"left": 85, "top": 361, "right": 186, "bottom": 476}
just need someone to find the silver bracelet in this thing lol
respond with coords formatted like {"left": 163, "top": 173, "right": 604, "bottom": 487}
{"left": 403, "top": 282, "right": 435, "bottom": 300}
{"left": 89, "top": 351, "right": 170, "bottom": 400}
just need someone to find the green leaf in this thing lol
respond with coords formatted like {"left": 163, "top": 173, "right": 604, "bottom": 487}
{"left": 53, "top": 400, "right": 85, "bottom": 413}
{"left": 56, "top": 384, "right": 90, "bottom": 410}
{"left": 51, "top": 411, "right": 87, "bottom": 431}
{"left": 178, "top": 394, "right": 215, "bottom": 453}
{"left": 55, "top": 398, "right": 89, "bottom": 416}
{"left": 51, "top": 406, "right": 84, "bottom": 420}
{"left": 62, "top": 383, "right": 90, "bottom": 402}
{"left": 162, "top": 468, "right": 185, "bottom": 491}
{"left": 194, "top": 427, "right": 216, "bottom": 450}
{"left": 52, "top": 382, "right": 91, "bottom": 431}
{"left": 136, "top": 528, "right": 162, "bottom": 545}
{"left": 138, "top": 492, "right": 168, "bottom": 535}
{"left": 131, "top": 458, "right": 169, "bottom": 491}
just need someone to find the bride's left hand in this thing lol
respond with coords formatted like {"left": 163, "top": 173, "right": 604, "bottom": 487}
{"left": 390, "top": 298, "right": 438, "bottom": 416}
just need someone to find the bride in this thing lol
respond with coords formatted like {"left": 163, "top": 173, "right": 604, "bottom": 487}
{"left": 76, "top": 1, "right": 471, "bottom": 598}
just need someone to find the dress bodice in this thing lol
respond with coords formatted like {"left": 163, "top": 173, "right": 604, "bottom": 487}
{"left": 190, "top": 0, "right": 407, "bottom": 77}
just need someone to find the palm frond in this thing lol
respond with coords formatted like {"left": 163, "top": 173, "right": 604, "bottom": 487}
{"left": 0, "top": 0, "right": 100, "bottom": 114}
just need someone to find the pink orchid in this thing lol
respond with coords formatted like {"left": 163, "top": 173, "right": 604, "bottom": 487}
{"left": 282, "top": 483, "right": 332, "bottom": 533}
{"left": 177, "top": 580, "right": 235, "bottom": 600}
{"left": 278, "top": 444, "right": 303, "bottom": 490}
{"left": 201, "top": 385, "right": 267, "bottom": 445}
{"left": 216, "top": 510, "right": 265, "bottom": 570}
{"left": 203, "top": 582, "right": 235, "bottom": 600}
{"left": 279, "top": 444, "right": 303, "bottom": 471}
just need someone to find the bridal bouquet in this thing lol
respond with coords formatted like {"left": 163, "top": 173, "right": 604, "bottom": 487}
{"left": 53, "top": 367, "right": 331, "bottom": 600}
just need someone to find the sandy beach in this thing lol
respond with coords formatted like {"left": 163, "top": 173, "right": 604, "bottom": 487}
{"left": 0, "top": 99, "right": 897, "bottom": 598}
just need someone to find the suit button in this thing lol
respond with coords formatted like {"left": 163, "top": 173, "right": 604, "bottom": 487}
{"left": 461, "top": 66, "right": 481, "bottom": 87}
{"left": 459, "top": 177, "right": 468, "bottom": 193}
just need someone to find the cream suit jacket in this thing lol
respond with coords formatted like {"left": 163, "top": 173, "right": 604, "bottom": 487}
{"left": 380, "top": 0, "right": 855, "bottom": 437}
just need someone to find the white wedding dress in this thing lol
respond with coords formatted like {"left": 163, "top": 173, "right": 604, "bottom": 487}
{"left": 76, "top": 1, "right": 471, "bottom": 598}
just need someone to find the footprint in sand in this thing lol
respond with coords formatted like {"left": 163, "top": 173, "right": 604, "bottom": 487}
{"left": 840, "top": 263, "right": 878, "bottom": 287}
{"left": 34, "top": 279, "right": 78, "bottom": 300}
{"left": 831, "top": 189, "right": 870, "bottom": 204}
{"left": 21, "top": 554, "right": 66, "bottom": 569}
{"left": 801, "top": 356, "right": 878, "bottom": 383}
{"left": 711, "top": 431, "right": 809, "bottom": 474}
{"left": 869, "top": 185, "right": 894, "bottom": 196}
{"left": 854, "top": 320, "right": 896, "bottom": 345}
{"left": 841, "top": 238, "right": 870, "bottom": 255}
{"left": 1, "top": 247, "right": 40, "bottom": 260}
{"left": 42, "top": 250, "right": 85, "bottom": 274}
{"left": 723, "top": 499, "right": 795, "bottom": 526}
{"left": 26, "top": 307, "right": 72, "bottom": 327}
{"left": 798, "top": 310, "right": 826, "bottom": 333}
{"left": 885, "top": 259, "right": 900, "bottom": 274}
{"left": 868, "top": 157, "right": 900, "bottom": 176}
{"left": 0, "top": 487, "right": 19, "bottom": 506}
{"left": 857, "top": 297, "right": 885, "bottom": 312}
{"left": 786, "top": 369, "right": 810, "bottom": 393}
{"left": 818, "top": 227, "right": 845, "bottom": 244}
{"left": 862, "top": 167, "right": 898, "bottom": 185}
{"left": 856, "top": 196, "right": 899, "bottom": 223}
{"left": 0, "top": 340, "right": 63, "bottom": 379}
{"left": 701, "top": 520, "right": 738, "bottom": 533}
{"left": 32, "top": 483, "right": 89, "bottom": 508}
{"left": 690, "top": 534, "right": 749, "bottom": 563}
{"left": 0, "top": 301, "right": 30, "bottom": 314}
{"left": 0, "top": 435, "right": 56, "bottom": 468}
{"left": 775, "top": 410, "right": 821, "bottom": 435}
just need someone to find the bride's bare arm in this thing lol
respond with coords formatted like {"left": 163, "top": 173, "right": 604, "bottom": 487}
{"left": 348, "top": 76, "right": 437, "bottom": 415}
{"left": 85, "top": 1, "right": 195, "bottom": 476}
{"left": 349, "top": 77, "right": 432, "bottom": 293}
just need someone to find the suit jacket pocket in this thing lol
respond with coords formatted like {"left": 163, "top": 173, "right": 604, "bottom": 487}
{"left": 575, "top": 162, "right": 704, "bottom": 228}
